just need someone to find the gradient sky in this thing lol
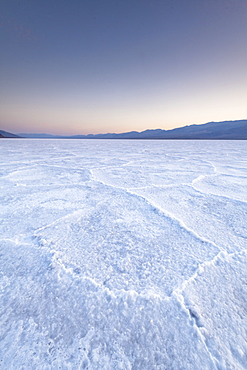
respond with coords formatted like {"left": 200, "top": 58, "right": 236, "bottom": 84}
{"left": 1, "top": 0, "right": 247, "bottom": 135}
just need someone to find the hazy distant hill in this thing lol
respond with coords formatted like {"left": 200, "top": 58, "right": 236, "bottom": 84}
{"left": 0, "top": 130, "right": 21, "bottom": 138}
{"left": 157, "top": 120, "right": 247, "bottom": 139}
{"left": 71, "top": 120, "right": 247, "bottom": 139}
{"left": 19, "top": 133, "right": 64, "bottom": 138}
{"left": 16, "top": 119, "right": 247, "bottom": 139}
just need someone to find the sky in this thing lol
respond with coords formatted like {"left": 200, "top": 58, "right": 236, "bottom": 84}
{"left": 0, "top": 0, "right": 247, "bottom": 135}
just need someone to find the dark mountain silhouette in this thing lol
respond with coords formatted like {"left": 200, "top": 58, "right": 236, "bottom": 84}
{"left": 0, "top": 130, "right": 21, "bottom": 138}
{"left": 72, "top": 120, "right": 247, "bottom": 139}
{"left": 8, "top": 119, "right": 247, "bottom": 139}
{"left": 70, "top": 120, "right": 246, "bottom": 139}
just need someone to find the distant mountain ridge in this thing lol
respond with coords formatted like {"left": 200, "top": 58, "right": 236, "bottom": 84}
{"left": 2, "top": 119, "right": 247, "bottom": 139}
{"left": 69, "top": 120, "right": 247, "bottom": 139}
{"left": 19, "top": 133, "right": 64, "bottom": 138}
{"left": 0, "top": 130, "right": 21, "bottom": 138}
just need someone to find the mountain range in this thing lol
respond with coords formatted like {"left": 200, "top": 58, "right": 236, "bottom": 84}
{"left": 0, "top": 130, "right": 21, "bottom": 138}
{"left": 1, "top": 120, "right": 247, "bottom": 139}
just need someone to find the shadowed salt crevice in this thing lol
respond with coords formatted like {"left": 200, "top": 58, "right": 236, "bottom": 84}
{"left": 172, "top": 291, "right": 219, "bottom": 369}
{"left": 178, "top": 250, "right": 247, "bottom": 370}
{"left": 170, "top": 249, "right": 247, "bottom": 370}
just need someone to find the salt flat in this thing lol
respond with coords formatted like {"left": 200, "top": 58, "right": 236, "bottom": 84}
{"left": 0, "top": 139, "right": 247, "bottom": 369}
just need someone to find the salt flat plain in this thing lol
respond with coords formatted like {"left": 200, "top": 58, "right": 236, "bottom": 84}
{"left": 0, "top": 139, "right": 247, "bottom": 369}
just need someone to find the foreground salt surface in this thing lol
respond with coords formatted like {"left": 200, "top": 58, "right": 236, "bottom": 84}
{"left": 0, "top": 140, "right": 247, "bottom": 369}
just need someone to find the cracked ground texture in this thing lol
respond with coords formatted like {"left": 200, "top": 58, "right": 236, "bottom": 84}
{"left": 0, "top": 139, "right": 247, "bottom": 369}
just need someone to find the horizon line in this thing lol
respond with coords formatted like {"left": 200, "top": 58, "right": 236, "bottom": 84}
{"left": 15, "top": 118, "right": 247, "bottom": 137}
